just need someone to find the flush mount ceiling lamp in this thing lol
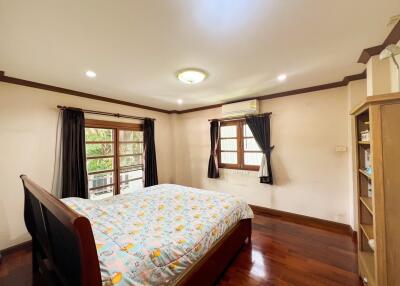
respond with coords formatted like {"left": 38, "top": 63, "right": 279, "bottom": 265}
{"left": 277, "top": 74, "right": 287, "bottom": 81}
{"left": 177, "top": 68, "right": 207, "bottom": 84}
{"left": 85, "top": 70, "right": 97, "bottom": 78}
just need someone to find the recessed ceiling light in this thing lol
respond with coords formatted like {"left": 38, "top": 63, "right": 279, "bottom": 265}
{"left": 277, "top": 74, "right": 287, "bottom": 81}
{"left": 177, "top": 68, "right": 207, "bottom": 84}
{"left": 177, "top": 99, "right": 183, "bottom": 105}
{"left": 85, "top": 70, "right": 96, "bottom": 78}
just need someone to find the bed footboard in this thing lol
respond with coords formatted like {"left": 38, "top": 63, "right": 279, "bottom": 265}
{"left": 20, "top": 175, "right": 102, "bottom": 286}
{"left": 176, "top": 218, "right": 252, "bottom": 286}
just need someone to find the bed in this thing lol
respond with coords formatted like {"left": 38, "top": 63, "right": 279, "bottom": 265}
{"left": 20, "top": 175, "right": 253, "bottom": 286}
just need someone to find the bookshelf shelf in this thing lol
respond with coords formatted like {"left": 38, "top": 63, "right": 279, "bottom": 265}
{"left": 360, "top": 224, "right": 374, "bottom": 241}
{"left": 359, "top": 169, "right": 372, "bottom": 179}
{"left": 360, "top": 197, "right": 373, "bottom": 214}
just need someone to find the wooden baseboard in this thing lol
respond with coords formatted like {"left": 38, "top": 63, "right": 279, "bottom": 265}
{"left": 249, "top": 204, "right": 355, "bottom": 236}
{"left": 1, "top": 240, "right": 32, "bottom": 257}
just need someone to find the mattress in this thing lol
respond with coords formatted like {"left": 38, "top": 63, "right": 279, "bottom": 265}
{"left": 61, "top": 184, "right": 253, "bottom": 286}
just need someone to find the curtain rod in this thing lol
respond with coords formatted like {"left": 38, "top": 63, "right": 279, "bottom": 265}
{"left": 208, "top": 112, "right": 271, "bottom": 122}
{"left": 57, "top": 105, "right": 155, "bottom": 121}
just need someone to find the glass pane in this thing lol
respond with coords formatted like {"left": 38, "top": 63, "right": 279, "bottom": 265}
{"left": 89, "top": 186, "right": 114, "bottom": 200}
{"left": 120, "top": 168, "right": 143, "bottom": 182}
{"left": 220, "top": 125, "right": 237, "bottom": 138}
{"left": 86, "top": 143, "right": 114, "bottom": 157}
{"left": 119, "top": 130, "right": 143, "bottom": 142}
{"left": 244, "top": 138, "right": 260, "bottom": 151}
{"left": 119, "top": 155, "right": 142, "bottom": 167}
{"left": 87, "top": 158, "right": 113, "bottom": 173}
{"left": 244, "top": 152, "right": 263, "bottom": 166}
{"left": 220, "top": 139, "right": 237, "bottom": 151}
{"left": 85, "top": 128, "right": 113, "bottom": 142}
{"left": 88, "top": 172, "right": 114, "bottom": 189}
{"left": 221, "top": 152, "right": 237, "bottom": 164}
{"left": 119, "top": 143, "right": 143, "bottom": 155}
{"left": 243, "top": 124, "right": 254, "bottom": 137}
{"left": 120, "top": 179, "right": 143, "bottom": 194}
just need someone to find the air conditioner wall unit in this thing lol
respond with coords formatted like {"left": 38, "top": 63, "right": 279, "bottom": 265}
{"left": 221, "top": 99, "right": 259, "bottom": 118}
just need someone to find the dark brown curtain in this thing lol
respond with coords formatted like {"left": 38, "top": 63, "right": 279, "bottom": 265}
{"left": 143, "top": 118, "right": 158, "bottom": 187}
{"left": 245, "top": 113, "right": 274, "bottom": 184}
{"left": 207, "top": 120, "right": 220, "bottom": 178}
{"left": 61, "top": 109, "right": 88, "bottom": 198}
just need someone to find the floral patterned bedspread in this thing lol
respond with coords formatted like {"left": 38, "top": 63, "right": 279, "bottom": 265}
{"left": 61, "top": 184, "right": 253, "bottom": 286}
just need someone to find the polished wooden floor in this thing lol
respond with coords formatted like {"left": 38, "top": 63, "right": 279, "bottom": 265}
{"left": 0, "top": 214, "right": 362, "bottom": 286}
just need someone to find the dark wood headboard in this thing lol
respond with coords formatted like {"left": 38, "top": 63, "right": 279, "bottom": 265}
{"left": 20, "top": 175, "right": 102, "bottom": 286}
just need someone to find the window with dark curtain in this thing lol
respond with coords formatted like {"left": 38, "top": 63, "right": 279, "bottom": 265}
{"left": 218, "top": 120, "right": 263, "bottom": 170}
{"left": 245, "top": 113, "right": 274, "bottom": 184}
{"left": 208, "top": 120, "right": 220, "bottom": 178}
{"left": 84, "top": 120, "right": 144, "bottom": 199}
{"left": 61, "top": 108, "right": 88, "bottom": 198}
{"left": 143, "top": 118, "right": 158, "bottom": 187}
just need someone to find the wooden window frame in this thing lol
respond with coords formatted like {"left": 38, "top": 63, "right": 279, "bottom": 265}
{"left": 85, "top": 119, "right": 143, "bottom": 197}
{"left": 218, "top": 120, "right": 261, "bottom": 171}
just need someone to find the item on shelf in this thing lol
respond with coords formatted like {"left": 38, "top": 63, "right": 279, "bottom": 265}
{"left": 368, "top": 239, "right": 376, "bottom": 251}
{"left": 364, "top": 149, "right": 371, "bottom": 169}
{"left": 360, "top": 130, "right": 370, "bottom": 142}
{"left": 368, "top": 182, "right": 373, "bottom": 198}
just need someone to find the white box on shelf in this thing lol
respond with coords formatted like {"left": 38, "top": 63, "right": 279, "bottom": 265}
{"left": 360, "top": 130, "right": 370, "bottom": 141}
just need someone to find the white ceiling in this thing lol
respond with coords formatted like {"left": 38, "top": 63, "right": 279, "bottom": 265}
{"left": 0, "top": 1, "right": 399, "bottom": 111}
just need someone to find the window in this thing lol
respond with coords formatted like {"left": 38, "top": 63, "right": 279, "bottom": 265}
{"left": 218, "top": 120, "right": 263, "bottom": 170}
{"left": 85, "top": 119, "right": 143, "bottom": 200}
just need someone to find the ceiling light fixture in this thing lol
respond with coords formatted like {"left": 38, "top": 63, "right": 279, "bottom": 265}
{"left": 177, "top": 68, "right": 207, "bottom": 84}
{"left": 277, "top": 74, "right": 287, "bottom": 81}
{"left": 85, "top": 70, "right": 97, "bottom": 78}
{"left": 177, "top": 99, "right": 183, "bottom": 105}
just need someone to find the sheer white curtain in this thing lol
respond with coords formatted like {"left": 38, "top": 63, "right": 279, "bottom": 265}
{"left": 51, "top": 111, "right": 63, "bottom": 198}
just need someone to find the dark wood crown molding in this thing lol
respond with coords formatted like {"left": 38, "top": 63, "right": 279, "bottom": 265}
{"left": 1, "top": 19, "right": 397, "bottom": 115}
{"left": 358, "top": 19, "right": 400, "bottom": 64}
{"left": 0, "top": 73, "right": 170, "bottom": 114}
{"left": 169, "top": 104, "right": 223, "bottom": 114}
{"left": 0, "top": 70, "right": 367, "bottom": 115}
{"left": 174, "top": 71, "right": 366, "bottom": 114}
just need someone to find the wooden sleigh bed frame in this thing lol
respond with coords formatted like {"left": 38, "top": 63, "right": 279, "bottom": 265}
{"left": 20, "top": 175, "right": 252, "bottom": 286}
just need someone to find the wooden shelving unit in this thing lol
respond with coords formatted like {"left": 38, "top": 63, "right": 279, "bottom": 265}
{"left": 352, "top": 92, "right": 400, "bottom": 286}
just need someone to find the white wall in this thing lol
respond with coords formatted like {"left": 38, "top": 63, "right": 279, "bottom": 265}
{"left": 173, "top": 87, "right": 352, "bottom": 224}
{"left": 0, "top": 82, "right": 174, "bottom": 250}
{"left": 0, "top": 80, "right": 366, "bottom": 250}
